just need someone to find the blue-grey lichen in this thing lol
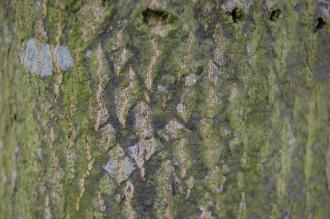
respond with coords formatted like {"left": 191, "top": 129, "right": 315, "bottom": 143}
{"left": 20, "top": 38, "right": 74, "bottom": 76}
{"left": 54, "top": 45, "right": 74, "bottom": 71}
{"left": 184, "top": 74, "right": 198, "bottom": 86}
{"left": 317, "top": 1, "right": 330, "bottom": 21}
{"left": 165, "top": 119, "right": 188, "bottom": 139}
{"left": 21, "top": 38, "right": 52, "bottom": 76}
{"left": 103, "top": 146, "right": 136, "bottom": 184}
{"left": 85, "top": 50, "right": 93, "bottom": 58}
{"left": 221, "top": 0, "right": 237, "bottom": 12}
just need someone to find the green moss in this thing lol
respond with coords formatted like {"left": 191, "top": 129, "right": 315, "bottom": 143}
{"left": 1, "top": 0, "right": 330, "bottom": 218}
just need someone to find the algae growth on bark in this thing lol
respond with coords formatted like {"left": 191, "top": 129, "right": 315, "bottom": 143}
{"left": 1, "top": 0, "right": 330, "bottom": 218}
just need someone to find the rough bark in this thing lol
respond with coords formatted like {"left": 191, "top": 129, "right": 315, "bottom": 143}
{"left": 1, "top": 0, "right": 330, "bottom": 218}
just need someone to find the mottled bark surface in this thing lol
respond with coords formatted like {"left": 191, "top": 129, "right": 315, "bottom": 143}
{"left": 1, "top": 0, "right": 330, "bottom": 218}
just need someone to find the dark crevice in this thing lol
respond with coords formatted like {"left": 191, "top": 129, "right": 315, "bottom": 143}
{"left": 269, "top": 9, "right": 281, "bottom": 21}
{"left": 142, "top": 8, "right": 168, "bottom": 25}
{"left": 229, "top": 7, "right": 244, "bottom": 23}
{"left": 315, "top": 17, "right": 326, "bottom": 32}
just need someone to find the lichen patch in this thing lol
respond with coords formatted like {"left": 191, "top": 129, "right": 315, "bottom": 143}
{"left": 20, "top": 38, "right": 74, "bottom": 76}
{"left": 103, "top": 146, "right": 136, "bottom": 184}
{"left": 21, "top": 38, "right": 52, "bottom": 76}
{"left": 184, "top": 73, "right": 198, "bottom": 86}
{"left": 165, "top": 119, "right": 187, "bottom": 139}
{"left": 221, "top": 0, "right": 237, "bottom": 12}
{"left": 54, "top": 45, "right": 74, "bottom": 71}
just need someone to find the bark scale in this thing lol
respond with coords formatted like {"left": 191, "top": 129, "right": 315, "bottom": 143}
{"left": 1, "top": 0, "right": 330, "bottom": 218}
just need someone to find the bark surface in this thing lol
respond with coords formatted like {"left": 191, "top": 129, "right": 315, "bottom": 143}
{"left": 1, "top": 0, "right": 330, "bottom": 218}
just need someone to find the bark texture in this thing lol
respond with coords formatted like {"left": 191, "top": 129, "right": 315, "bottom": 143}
{"left": 1, "top": 0, "right": 330, "bottom": 218}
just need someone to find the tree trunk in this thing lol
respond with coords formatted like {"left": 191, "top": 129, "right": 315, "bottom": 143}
{"left": 1, "top": 0, "right": 330, "bottom": 218}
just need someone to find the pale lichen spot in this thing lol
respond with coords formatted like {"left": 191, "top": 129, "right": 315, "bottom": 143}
{"left": 176, "top": 102, "right": 184, "bottom": 114}
{"left": 2, "top": 173, "right": 7, "bottom": 187}
{"left": 184, "top": 74, "right": 198, "bottom": 86}
{"left": 54, "top": 45, "right": 74, "bottom": 71}
{"left": 21, "top": 38, "right": 53, "bottom": 76}
{"left": 103, "top": 146, "right": 136, "bottom": 184}
{"left": 221, "top": 0, "right": 237, "bottom": 12}
{"left": 165, "top": 119, "right": 187, "bottom": 139}
{"left": 85, "top": 50, "right": 93, "bottom": 58}
{"left": 39, "top": 43, "right": 52, "bottom": 75}
{"left": 318, "top": 3, "right": 330, "bottom": 21}
{"left": 151, "top": 25, "right": 168, "bottom": 37}
{"left": 199, "top": 205, "right": 214, "bottom": 219}
{"left": 157, "top": 85, "right": 167, "bottom": 93}
{"left": 21, "top": 38, "right": 74, "bottom": 76}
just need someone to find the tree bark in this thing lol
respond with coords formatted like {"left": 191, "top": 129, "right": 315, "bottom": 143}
{"left": 1, "top": 0, "right": 330, "bottom": 218}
